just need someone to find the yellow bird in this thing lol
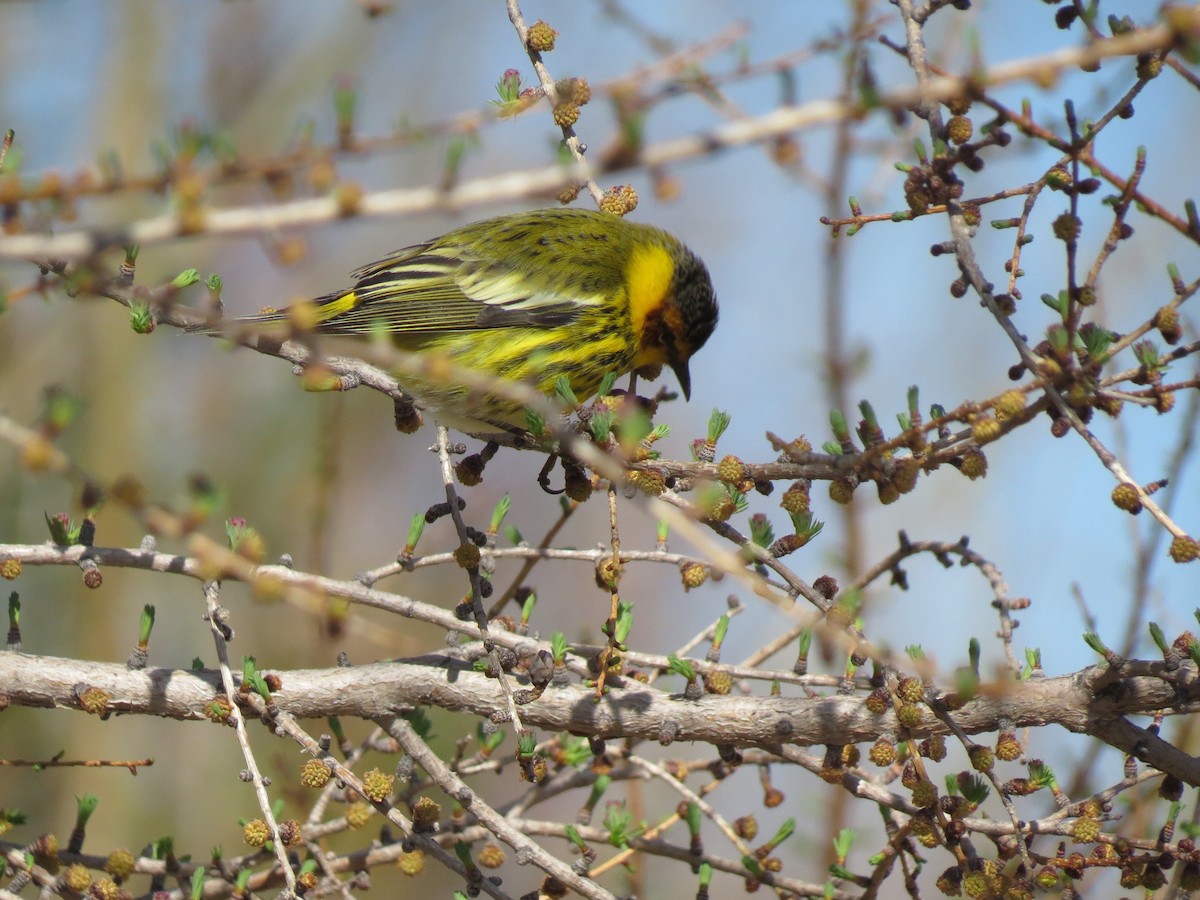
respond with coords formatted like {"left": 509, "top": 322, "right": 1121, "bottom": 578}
{"left": 215, "top": 207, "right": 718, "bottom": 434}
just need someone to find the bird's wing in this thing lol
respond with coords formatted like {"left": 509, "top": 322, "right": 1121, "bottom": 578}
{"left": 308, "top": 246, "right": 594, "bottom": 335}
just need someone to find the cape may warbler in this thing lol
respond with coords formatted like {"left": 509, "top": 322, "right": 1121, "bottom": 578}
{"left": 214, "top": 207, "right": 718, "bottom": 434}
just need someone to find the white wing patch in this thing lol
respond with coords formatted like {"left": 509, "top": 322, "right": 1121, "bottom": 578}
{"left": 457, "top": 265, "right": 605, "bottom": 314}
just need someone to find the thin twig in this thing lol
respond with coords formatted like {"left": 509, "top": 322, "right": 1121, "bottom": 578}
{"left": 202, "top": 581, "right": 298, "bottom": 894}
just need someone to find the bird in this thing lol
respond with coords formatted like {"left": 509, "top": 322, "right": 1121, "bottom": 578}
{"left": 206, "top": 207, "right": 718, "bottom": 435}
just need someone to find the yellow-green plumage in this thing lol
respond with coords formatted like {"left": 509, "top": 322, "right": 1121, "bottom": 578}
{"left": 229, "top": 207, "right": 718, "bottom": 434}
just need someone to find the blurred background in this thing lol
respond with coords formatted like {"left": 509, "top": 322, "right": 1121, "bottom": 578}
{"left": 1, "top": 1, "right": 1196, "bottom": 895}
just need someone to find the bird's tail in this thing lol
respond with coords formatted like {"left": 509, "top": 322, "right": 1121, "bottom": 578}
{"left": 184, "top": 292, "right": 345, "bottom": 338}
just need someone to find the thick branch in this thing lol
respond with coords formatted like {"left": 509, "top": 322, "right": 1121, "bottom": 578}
{"left": 4, "top": 652, "right": 1199, "bottom": 783}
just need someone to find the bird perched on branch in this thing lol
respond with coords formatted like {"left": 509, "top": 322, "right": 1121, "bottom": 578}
{"left": 202, "top": 206, "right": 718, "bottom": 436}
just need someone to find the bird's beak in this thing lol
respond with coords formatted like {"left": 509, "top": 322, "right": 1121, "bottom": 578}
{"left": 670, "top": 360, "right": 692, "bottom": 401}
